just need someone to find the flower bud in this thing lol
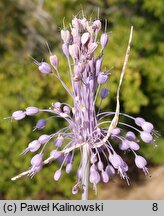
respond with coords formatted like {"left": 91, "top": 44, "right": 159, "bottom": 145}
{"left": 50, "top": 55, "right": 58, "bottom": 70}
{"left": 55, "top": 136, "right": 64, "bottom": 147}
{"left": 52, "top": 102, "right": 61, "bottom": 110}
{"left": 80, "top": 18, "right": 87, "bottom": 29}
{"left": 119, "top": 140, "right": 129, "bottom": 151}
{"left": 38, "top": 62, "right": 52, "bottom": 74}
{"left": 34, "top": 119, "right": 46, "bottom": 130}
{"left": 12, "top": 110, "right": 26, "bottom": 120}
{"left": 28, "top": 140, "right": 41, "bottom": 152}
{"left": 109, "top": 153, "right": 124, "bottom": 169}
{"left": 90, "top": 153, "right": 97, "bottom": 163}
{"left": 111, "top": 127, "right": 121, "bottom": 135}
{"left": 66, "top": 163, "right": 72, "bottom": 174}
{"left": 77, "top": 167, "right": 82, "bottom": 180}
{"left": 100, "top": 33, "right": 108, "bottom": 50}
{"left": 72, "top": 185, "right": 78, "bottom": 194}
{"left": 90, "top": 170, "right": 100, "bottom": 184}
{"left": 105, "top": 165, "right": 115, "bottom": 178}
{"left": 54, "top": 169, "right": 62, "bottom": 181}
{"left": 88, "top": 42, "right": 98, "bottom": 54}
{"left": 81, "top": 32, "right": 90, "bottom": 45}
{"left": 135, "top": 117, "right": 145, "bottom": 126}
{"left": 38, "top": 134, "right": 50, "bottom": 144}
{"left": 128, "top": 141, "right": 140, "bottom": 151}
{"left": 100, "top": 88, "right": 109, "bottom": 99}
{"left": 93, "top": 20, "right": 101, "bottom": 33}
{"left": 63, "top": 106, "right": 70, "bottom": 115}
{"left": 141, "top": 121, "right": 154, "bottom": 133}
{"left": 62, "top": 43, "right": 69, "bottom": 57}
{"left": 74, "top": 63, "right": 85, "bottom": 74}
{"left": 125, "top": 131, "right": 136, "bottom": 141}
{"left": 135, "top": 155, "right": 147, "bottom": 169}
{"left": 97, "top": 160, "right": 104, "bottom": 171}
{"left": 140, "top": 131, "right": 153, "bottom": 143}
{"left": 101, "top": 170, "right": 109, "bottom": 183}
{"left": 31, "top": 153, "right": 43, "bottom": 166}
{"left": 61, "top": 29, "right": 70, "bottom": 43}
{"left": 50, "top": 149, "right": 61, "bottom": 159}
{"left": 95, "top": 57, "right": 102, "bottom": 74}
{"left": 69, "top": 44, "right": 79, "bottom": 60}
{"left": 72, "top": 17, "right": 80, "bottom": 29}
{"left": 25, "top": 106, "right": 39, "bottom": 116}
{"left": 97, "top": 72, "right": 108, "bottom": 84}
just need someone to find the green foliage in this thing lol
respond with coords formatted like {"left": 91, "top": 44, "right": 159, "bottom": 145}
{"left": 0, "top": 0, "right": 163, "bottom": 199}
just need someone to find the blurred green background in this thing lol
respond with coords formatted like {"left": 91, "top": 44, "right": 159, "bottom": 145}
{"left": 0, "top": 0, "right": 164, "bottom": 200}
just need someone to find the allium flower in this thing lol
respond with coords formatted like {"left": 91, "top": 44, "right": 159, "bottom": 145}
{"left": 10, "top": 14, "right": 159, "bottom": 200}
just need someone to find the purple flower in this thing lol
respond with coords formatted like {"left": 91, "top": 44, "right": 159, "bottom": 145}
{"left": 38, "top": 62, "right": 52, "bottom": 74}
{"left": 12, "top": 110, "right": 26, "bottom": 120}
{"left": 33, "top": 119, "right": 46, "bottom": 130}
{"left": 10, "top": 15, "right": 158, "bottom": 199}
{"left": 25, "top": 106, "right": 39, "bottom": 116}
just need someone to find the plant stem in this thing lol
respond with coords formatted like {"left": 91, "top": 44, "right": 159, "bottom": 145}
{"left": 81, "top": 143, "right": 90, "bottom": 200}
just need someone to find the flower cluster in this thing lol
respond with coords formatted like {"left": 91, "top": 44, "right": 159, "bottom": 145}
{"left": 10, "top": 15, "right": 158, "bottom": 197}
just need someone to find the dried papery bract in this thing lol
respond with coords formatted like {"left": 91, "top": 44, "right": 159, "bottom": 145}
{"left": 10, "top": 14, "right": 158, "bottom": 200}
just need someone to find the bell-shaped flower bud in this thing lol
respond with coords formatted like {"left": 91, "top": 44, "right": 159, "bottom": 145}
{"left": 66, "top": 163, "right": 72, "bottom": 174}
{"left": 100, "top": 33, "right": 108, "bottom": 50}
{"left": 34, "top": 119, "right": 46, "bottom": 130}
{"left": 81, "top": 32, "right": 90, "bottom": 45}
{"left": 63, "top": 106, "right": 70, "bottom": 115}
{"left": 135, "top": 155, "right": 147, "bottom": 169}
{"left": 76, "top": 167, "right": 82, "bottom": 180}
{"left": 72, "top": 17, "right": 80, "bottom": 29}
{"left": 140, "top": 131, "right": 153, "bottom": 143}
{"left": 31, "top": 153, "right": 43, "bottom": 166}
{"left": 90, "top": 153, "right": 97, "bottom": 164}
{"left": 97, "top": 72, "right": 108, "bottom": 84}
{"left": 38, "top": 62, "right": 52, "bottom": 74}
{"left": 61, "top": 29, "right": 70, "bottom": 44}
{"left": 105, "top": 165, "right": 115, "bottom": 178}
{"left": 54, "top": 169, "right": 62, "bottom": 181}
{"left": 100, "top": 88, "right": 109, "bottom": 99}
{"left": 50, "top": 55, "right": 58, "bottom": 71}
{"left": 88, "top": 42, "right": 98, "bottom": 54}
{"left": 50, "top": 149, "right": 61, "bottom": 159}
{"left": 101, "top": 170, "right": 109, "bottom": 183}
{"left": 109, "top": 152, "right": 124, "bottom": 169}
{"left": 62, "top": 43, "right": 69, "bottom": 58}
{"left": 69, "top": 44, "right": 79, "bottom": 60}
{"left": 125, "top": 131, "right": 136, "bottom": 141}
{"left": 72, "top": 185, "right": 78, "bottom": 194}
{"left": 97, "top": 160, "right": 104, "bottom": 171}
{"left": 93, "top": 20, "right": 101, "bottom": 33}
{"left": 28, "top": 140, "right": 41, "bottom": 152}
{"left": 80, "top": 17, "right": 87, "bottom": 29}
{"left": 135, "top": 117, "right": 145, "bottom": 126}
{"left": 38, "top": 134, "right": 50, "bottom": 144}
{"left": 95, "top": 57, "right": 102, "bottom": 74}
{"left": 128, "top": 141, "right": 140, "bottom": 151}
{"left": 141, "top": 121, "right": 154, "bottom": 133}
{"left": 21, "top": 140, "right": 41, "bottom": 155}
{"left": 111, "top": 127, "right": 121, "bottom": 135}
{"left": 52, "top": 102, "right": 61, "bottom": 111}
{"left": 25, "top": 106, "right": 39, "bottom": 116}
{"left": 55, "top": 136, "right": 64, "bottom": 147}
{"left": 89, "top": 169, "right": 100, "bottom": 184}
{"left": 119, "top": 140, "right": 129, "bottom": 151}
{"left": 12, "top": 110, "right": 26, "bottom": 120}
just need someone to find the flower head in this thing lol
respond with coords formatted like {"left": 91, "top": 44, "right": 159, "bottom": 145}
{"left": 10, "top": 14, "right": 158, "bottom": 198}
